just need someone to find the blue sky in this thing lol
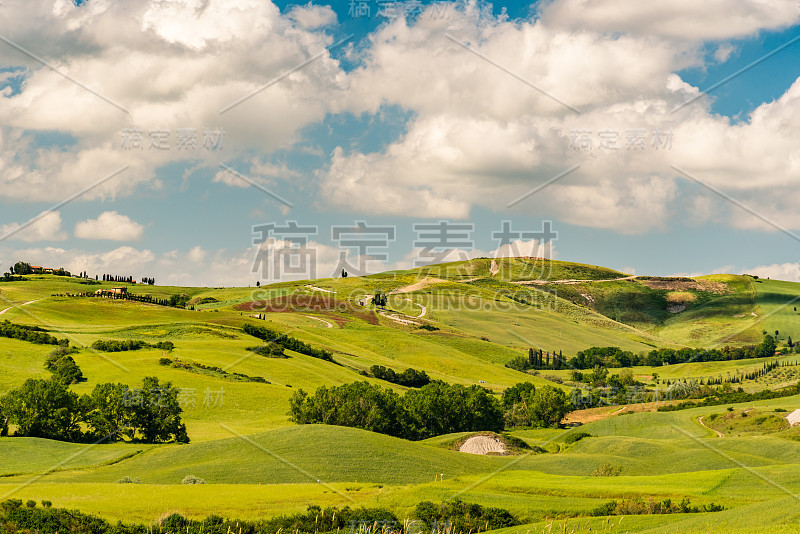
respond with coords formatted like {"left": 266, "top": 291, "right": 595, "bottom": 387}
{"left": 1, "top": 0, "right": 799, "bottom": 285}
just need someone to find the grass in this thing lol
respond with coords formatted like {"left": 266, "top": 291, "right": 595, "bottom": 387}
{"left": 4, "top": 267, "right": 800, "bottom": 531}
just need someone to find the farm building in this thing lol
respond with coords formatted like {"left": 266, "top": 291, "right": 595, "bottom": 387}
{"left": 94, "top": 287, "right": 128, "bottom": 298}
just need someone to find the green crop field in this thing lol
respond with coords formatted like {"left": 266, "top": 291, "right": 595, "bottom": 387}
{"left": 3, "top": 261, "right": 800, "bottom": 532}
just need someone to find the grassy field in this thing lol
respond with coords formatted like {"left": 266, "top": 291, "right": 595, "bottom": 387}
{"left": 3, "top": 262, "right": 800, "bottom": 532}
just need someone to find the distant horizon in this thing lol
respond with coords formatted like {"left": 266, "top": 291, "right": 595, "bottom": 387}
{"left": 4, "top": 255, "right": 791, "bottom": 289}
{"left": 1, "top": 0, "right": 799, "bottom": 285}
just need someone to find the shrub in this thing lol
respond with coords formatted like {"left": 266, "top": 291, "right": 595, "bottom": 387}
{"left": 159, "top": 357, "right": 172, "bottom": 365}
{"left": 592, "top": 463, "right": 622, "bottom": 477}
{"left": 413, "top": 499, "right": 518, "bottom": 532}
{"left": 117, "top": 476, "right": 141, "bottom": 484}
{"left": 0, "top": 499, "right": 22, "bottom": 512}
{"left": 25, "top": 500, "right": 36, "bottom": 508}
{"left": 91, "top": 339, "right": 146, "bottom": 352}
{"left": 44, "top": 346, "right": 84, "bottom": 385}
{"left": 182, "top": 475, "right": 206, "bottom": 484}
{"left": 243, "top": 324, "right": 334, "bottom": 362}
{"left": 0, "top": 320, "right": 64, "bottom": 345}
{"left": 246, "top": 343, "right": 287, "bottom": 358}
{"left": 41, "top": 500, "right": 52, "bottom": 508}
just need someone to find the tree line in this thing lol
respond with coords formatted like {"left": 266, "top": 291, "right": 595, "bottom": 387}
{"left": 90, "top": 291, "right": 194, "bottom": 309}
{"left": 506, "top": 348, "right": 567, "bottom": 372}
{"left": 513, "top": 334, "right": 781, "bottom": 372}
{"left": 289, "top": 380, "right": 571, "bottom": 440}
{"left": 242, "top": 324, "right": 335, "bottom": 363}
{"left": 91, "top": 339, "right": 174, "bottom": 352}
{"left": 0, "top": 320, "right": 66, "bottom": 346}
{"left": 0, "top": 376, "right": 188, "bottom": 443}
{"left": 367, "top": 365, "right": 431, "bottom": 388}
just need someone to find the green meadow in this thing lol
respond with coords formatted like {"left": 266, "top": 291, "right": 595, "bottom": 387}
{"left": 3, "top": 260, "right": 800, "bottom": 532}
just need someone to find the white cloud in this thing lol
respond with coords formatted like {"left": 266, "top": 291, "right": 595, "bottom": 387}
{"left": 3, "top": 0, "right": 800, "bottom": 249}
{"left": 538, "top": 0, "right": 799, "bottom": 40}
{"left": 743, "top": 262, "right": 800, "bottom": 282}
{"left": 0, "top": 211, "right": 66, "bottom": 242}
{"left": 320, "top": 4, "right": 800, "bottom": 233}
{"left": 714, "top": 43, "right": 736, "bottom": 63}
{"left": 0, "top": 0, "right": 348, "bottom": 202}
{"left": 74, "top": 211, "right": 144, "bottom": 241}
{"left": 187, "top": 246, "right": 207, "bottom": 263}
{"left": 286, "top": 2, "right": 337, "bottom": 29}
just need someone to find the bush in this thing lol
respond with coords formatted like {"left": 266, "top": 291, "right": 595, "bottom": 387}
{"left": 243, "top": 324, "right": 334, "bottom": 362}
{"left": 91, "top": 339, "right": 146, "bottom": 352}
{"left": 41, "top": 500, "right": 52, "bottom": 508}
{"left": 154, "top": 341, "right": 174, "bottom": 351}
{"left": 182, "top": 475, "right": 206, "bottom": 484}
{"left": 0, "top": 499, "right": 22, "bottom": 512}
{"left": 25, "top": 500, "right": 36, "bottom": 508}
{"left": 117, "top": 476, "right": 141, "bottom": 484}
{"left": 370, "top": 365, "right": 431, "bottom": 388}
{"left": 592, "top": 462, "right": 622, "bottom": 477}
{"left": 44, "top": 346, "right": 83, "bottom": 384}
{"left": 246, "top": 343, "right": 287, "bottom": 358}
{"left": 0, "top": 320, "right": 64, "bottom": 345}
{"left": 413, "top": 499, "right": 518, "bottom": 532}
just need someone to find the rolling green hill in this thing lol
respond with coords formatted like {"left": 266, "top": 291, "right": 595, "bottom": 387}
{"left": 3, "top": 260, "right": 800, "bottom": 532}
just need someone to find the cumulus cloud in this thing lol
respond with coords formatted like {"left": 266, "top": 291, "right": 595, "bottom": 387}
{"left": 319, "top": 3, "right": 800, "bottom": 233}
{"left": 743, "top": 262, "right": 800, "bottom": 282}
{"left": 0, "top": 0, "right": 348, "bottom": 203}
{"left": 74, "top": 211, "right": 144, "bottom": 241}
{"left": 286, "top": 2, "right": 337, "bottom": 29}
{"left": 0, "top": 211, "right": 66, "bottom": 242}
{"left": 538, "top": 0, "right": 799, "bottom": 40}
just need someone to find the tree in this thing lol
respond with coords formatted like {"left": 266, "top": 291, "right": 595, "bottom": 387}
{"left": 529, "top": 385, "right": 570, "bottom": 428}
{"left": 12, "top": 262, "right": 32, "bottom": 275}
{"left": 757, "top": 335, "right": 777, "bottom": 358}
{"left": 86, "top": 383, "right": 131, "bottom": 441}
{"left": 502, "top": 382, "right": 536, "bottom": 427}
{"left": 44, "top": 347, "right": 83, "bottom": 385}
{"left": 2, "top": 379, "right": 85, "bottom": 441}
{"left": 405, "top": 382, "right": 503, "bottom": 439}
{"left": 129, "top": 377, "right": 189, "bottom": 443}
{"left": 289, "top": 382, "right": 410, "bottom": 438}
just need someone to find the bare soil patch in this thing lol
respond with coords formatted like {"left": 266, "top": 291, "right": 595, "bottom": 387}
{"left": 392, "top": 278, "right": 447, "bottom": 294}
{"left": 638, "top": 278, "right": 729, "bottom": 294}
{"left": 458, "top": 435, "right": 508, "bottom": 455}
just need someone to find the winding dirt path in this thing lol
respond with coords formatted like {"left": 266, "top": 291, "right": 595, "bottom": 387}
{"left": 378, "top": 311, "right": 420, "bottom": 325}
{"left": 406, "top": 298, "right": 427, "bottom": 318}
{"left": 0, "top": 300, "right": 37, "bottom": 315}
{"left": 698, "top": 416, "right": 724, "bottom": 437}
{"left": 304, "top": 315, "right": 334, "bottom": 328}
